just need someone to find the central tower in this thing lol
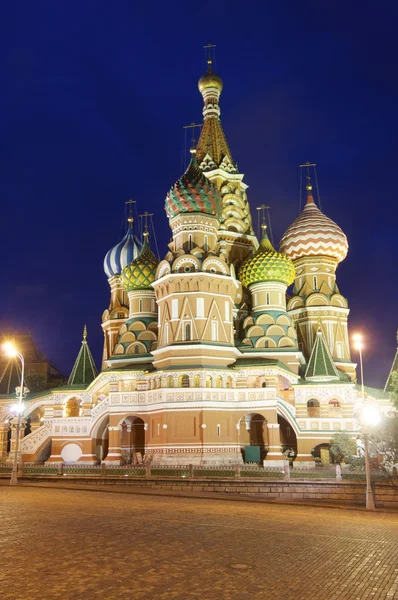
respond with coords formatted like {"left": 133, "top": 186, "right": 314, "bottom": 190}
{"left": 152, "top": 151, "right": 239, "bottom": 370}
{"left": 196, "top": 59, "right": 257, "bottom": 266}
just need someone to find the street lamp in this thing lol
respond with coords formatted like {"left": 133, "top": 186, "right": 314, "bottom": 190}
{"left": 2, "top": 342, "right": 26, "bottom": 486}
{"left": 352, "top": 333, "right": 380, "bottom": 510}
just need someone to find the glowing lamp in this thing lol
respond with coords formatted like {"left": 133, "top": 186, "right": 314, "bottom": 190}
{"left": 2, "top": 342, "right": 18, "bottom": 358}
{"left": 352, "top": 333, "right": 363, "bottom": 351}
{"left": 362, "top": 403, "right": 381, "bottom": 427}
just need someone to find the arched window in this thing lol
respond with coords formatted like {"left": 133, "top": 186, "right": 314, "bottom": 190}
{"left": 205, "top": 376, "right": 211, "bottom": 388}
{"left": 139, "top": 298, "right": 143, "bottom": 312}
{"left": 216, "top": 376, "right": 222, "bottom": 388}
{"left": 307, "top": 399, "right": 321, "bottom": 417}
{"left": 226, "top": 376, "right": 232, "bottom": 389}
{"left": 185, "top": 323, "right": 191, "bottom": 341}
{"left": 204, "top": 235, "right": 208, "bottom": 251}
{"left": 180, "top": 374, "right": 189, "bottom": 388}
{"left": 188, "top": 234, "right": 193, "bottom": 250}
{"left": 65, "top": 398, "right": 80, "bottom": 418}
{"left": 313, "top": 276, "right": 318, "bottom": 290}
{"left": 167, "top": 376, "right": 174, "bottom": 388}
{"left": 194, "top": 374, "right": 200, "bottom": 387}
{"left": 266, "top": 292, "right": 270, "bottom": 305}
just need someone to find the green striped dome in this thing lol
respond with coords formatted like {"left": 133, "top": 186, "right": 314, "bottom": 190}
{"left": 165, "top": 154, "right": 222, "bottom": 219}
{"left": 121, "top": 236, "right": 159, "bottom": 291}
{"left": 239, "top": 228, "right": 295, "bottom": 288}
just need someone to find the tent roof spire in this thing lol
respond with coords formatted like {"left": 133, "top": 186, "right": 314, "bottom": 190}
{"left": 68, "top": 325, "right": 98, "bottom": 387}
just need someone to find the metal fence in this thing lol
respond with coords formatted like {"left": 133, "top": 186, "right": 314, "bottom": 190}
{"left": 0, "top": 462, "right": 391, "bottom": 481}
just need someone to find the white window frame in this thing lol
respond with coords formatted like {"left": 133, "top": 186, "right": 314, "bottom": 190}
{"left": 172, "top": 299, "right": 178, "bottom": 319}
{"left": 211, "top": 320, "right": 218, "bottom": 342}
{"left": 197, "top": 298, "right": 205, "bottom": 318}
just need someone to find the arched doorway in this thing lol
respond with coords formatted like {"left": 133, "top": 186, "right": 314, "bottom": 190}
{"left": 312, "top": 443, "right": 331, "bottom": 465}
{"left": 92, "top": 415, "right": 109, "bottom": 462}
{"left": 278, "top": 415, "right": 297, "bottom": 462}
{"left": 120, "top": 416, "right": 145, "bottom": 464}
{"left": 7, "top": 425, "right": 11, "bottom": 453}
{"left": 238, "top": 413, "right": 268, "bottom": 463}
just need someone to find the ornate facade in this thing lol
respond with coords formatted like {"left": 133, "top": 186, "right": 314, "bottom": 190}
{"left": 0, "top": 60, "right": 394, "bottom": 468}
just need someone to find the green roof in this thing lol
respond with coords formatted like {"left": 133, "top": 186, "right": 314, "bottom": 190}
{"left": 358, "top": 384, "right": 390, "bottom": 400}
{"left": 233, "top": 357, "right": 296, "bottom": 376}
{"left": 68, "top": 326, "right": 98, "bottom": 386}
{"left": 305, "top": 329, "right": 340, "bottom": 381}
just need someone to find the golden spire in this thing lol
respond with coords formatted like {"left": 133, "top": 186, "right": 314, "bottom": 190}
{"left": 83, "top": 324, "right": 87, "bottom": 342}
{"left": 196, "top": 45, "right": 234, "bottom": 168}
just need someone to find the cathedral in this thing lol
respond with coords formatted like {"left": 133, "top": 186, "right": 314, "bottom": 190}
{"left": 0, "top": 60, "right": 394, "bottom": 467}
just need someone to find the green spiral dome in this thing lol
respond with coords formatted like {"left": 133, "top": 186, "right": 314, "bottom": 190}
{"left": 121, "top": 236, "right": 159, "bottom": 291}
{"left": 239, "top": 228, "right": 295, "bottom": 288}
{"left": 165, "top": 154, "right": 222, "bottom": 219}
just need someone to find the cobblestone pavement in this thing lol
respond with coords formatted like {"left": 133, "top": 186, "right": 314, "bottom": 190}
{"left": 1, "top": 486, "right": 398, "bottom": 600}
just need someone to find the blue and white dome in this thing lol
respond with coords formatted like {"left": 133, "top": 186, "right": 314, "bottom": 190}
{"left": 104, "top": 229, "right": 142, "bottom": 279}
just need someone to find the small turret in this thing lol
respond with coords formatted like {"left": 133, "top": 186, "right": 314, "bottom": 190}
{"left": 68, "top": 326, "right": 98, "bottom": 387}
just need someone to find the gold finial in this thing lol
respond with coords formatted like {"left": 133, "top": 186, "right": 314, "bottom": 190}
{"left": 139, "top": 211, "right": 153, "bottom": 240}
{"left": 300, "top": 162, "right": 316, "bottom": 193}
{"left": 256, "top": 204, "right": 271, "bottom": 238}
{"left": 203, "top": 43, "right": 216, "bottom": 69}
{"left": 183, "top": 122, "right": 202, "bottom": 156}
{"left": 125, "top": 199, "right": 136, "bottom": 229}
{"left": 83, "top": 325, "right": 87, "bottom": 342}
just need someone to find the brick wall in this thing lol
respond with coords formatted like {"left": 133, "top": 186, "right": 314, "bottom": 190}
{"left": 14, "top": 475, "right": 398, "bottom": 508}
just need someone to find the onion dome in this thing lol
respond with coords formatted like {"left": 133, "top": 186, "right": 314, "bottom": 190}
{"left": 121, "top": 233, "right": 159, "bottom": 291}
{"left": 104, "top": 228, "right": 141, "bottom": 279}
{"left": 280, "top": 185, "right": 348, "bottom": 263}
{"left": 239, "top": 226, "right": 295, "bottom": 288}
{"left": 165, "top": 153, "right": 222, "bottom": 219}
{"left": 198, "top": 60, "right": 223, "bottom": 93}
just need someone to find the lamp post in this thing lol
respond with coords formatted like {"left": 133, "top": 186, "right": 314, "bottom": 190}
{"left": 353, "top": 333, "right": 380, "bottom": 510}
{"left": 2, "top": 342, "right": 25, "bottom": 486}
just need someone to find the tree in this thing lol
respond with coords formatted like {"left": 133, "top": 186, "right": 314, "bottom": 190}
{"left": 24, "top": 374, "right": 66, "bottom": 393}
{"left": 372, "top": 414, "right": 398, "bottom": 470}
{"left": 389, "top": 371, "right": 398, "bottom": 410}
{"left": 329, "top": 432, "right": 357, "bottom": 465}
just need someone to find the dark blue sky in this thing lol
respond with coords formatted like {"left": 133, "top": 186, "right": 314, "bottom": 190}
{"left": 1, "top": 1, "right": 397, "bottom": 388}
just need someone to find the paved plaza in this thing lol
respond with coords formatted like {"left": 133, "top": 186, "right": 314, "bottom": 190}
{"left": 1, "top": 485, "right": 398, "bottom": 600}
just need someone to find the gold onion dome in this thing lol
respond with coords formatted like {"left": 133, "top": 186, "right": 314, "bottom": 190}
{"left": 239, "top": 226, "right": 296, "bottom": 288}
{"left": 121, "top": 234, "right": 159, "bottom": 291}
{"left": 165, "top": 153, "right": 222, "bottom": 219}
{"left": 280, "top": 185, "right": 348, "bottom": 263}
{"left": 198, "top": 60, "right": 223, "bottom": 93}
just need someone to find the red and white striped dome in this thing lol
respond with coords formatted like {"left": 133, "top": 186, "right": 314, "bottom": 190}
{"left": 280, "top": 188, "right": 348, "bottom": 263}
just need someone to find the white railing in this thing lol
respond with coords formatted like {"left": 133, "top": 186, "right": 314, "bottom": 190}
{"left": 21, "top": 421, "right": 53, "bottom": 454}
{"left": 295, "top": 418, "right": 358, "bottom": 432}
{"left": 107, "top": 387, "right": 277, "bottom": 406}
